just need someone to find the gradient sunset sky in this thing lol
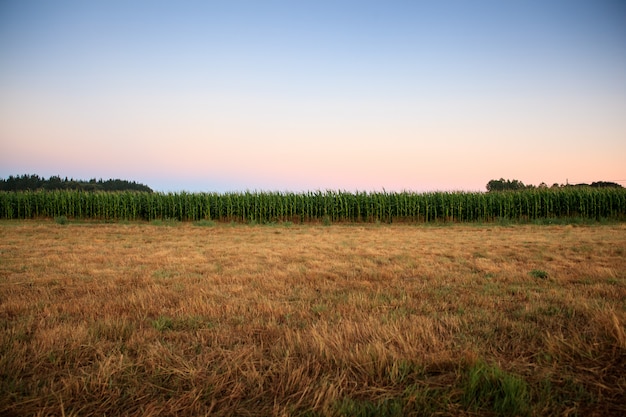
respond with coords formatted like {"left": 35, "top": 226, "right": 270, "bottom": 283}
{"left": 1, "top": 1, "right": 625, "bottom": 192}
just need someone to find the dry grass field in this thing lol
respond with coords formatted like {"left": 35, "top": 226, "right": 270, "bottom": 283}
{"left": 1, "top": 221, "right": 625, "bottom": 416}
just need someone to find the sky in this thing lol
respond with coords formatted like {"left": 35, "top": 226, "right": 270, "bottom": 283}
{"left": 1, "top": 0, "right": 625, "bottom": 192}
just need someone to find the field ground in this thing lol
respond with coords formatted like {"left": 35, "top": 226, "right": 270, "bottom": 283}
{"left": 1, "top": 221, "right": 625, "bottom": 416}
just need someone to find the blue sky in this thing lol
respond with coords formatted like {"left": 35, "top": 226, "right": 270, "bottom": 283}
{"left": 1, "top": 1, "right": 625, "bottom": 192}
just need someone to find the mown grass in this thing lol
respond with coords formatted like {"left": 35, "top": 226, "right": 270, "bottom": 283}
{"left": 0, "top": 221, "right": 625, "bottom": 416}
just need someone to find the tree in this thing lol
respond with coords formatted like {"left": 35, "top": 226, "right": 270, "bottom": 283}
{"left": 486, "top": 178, "right": 527, "bottom": 192}
{"left": 0, "top": 175, "right": 153, "bottom": 192}
{"left": 590, "top": 181, "right": 623, "bottom": 189}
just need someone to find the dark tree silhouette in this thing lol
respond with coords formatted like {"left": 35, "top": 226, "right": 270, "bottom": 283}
{"left": 486, "top": 178, "right": 623, "bottom": 192}
{"left": 486, "top": 178, "right": 527, "bottom": 192}
{"left": 0, "top": 174, "right": 152, "bottom": 192}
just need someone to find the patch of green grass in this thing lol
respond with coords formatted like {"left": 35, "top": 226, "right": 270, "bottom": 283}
{"left": 385, "top": 360, "right": 423, "bottom": 384}
{"left": 403, "top": 384, "right": 451, "bottom": 415}
{"left": 529, "top": 269, "right": 549, "bottom": 279}
{"left": 151, "top": 315, "right": 174, "bottom": 332}
{"left": 311, "top": 303, "right": 328, "bottom": 317}
{"left": 152, "top": 269, "right": 176, "bottom": 279}
{"left": 462, "top": 360, "right": 530, "bottom": 416}
{"left": 150, "top": 315, "right": 215, "bottom": 332}
{"left": 335, "top": 397, "right": 404, "bottom": 417}
{"left": 330, "top": 383, "right": 452, "bottom": 417}
{"left": 150, "top": 218, "right": 180, "bottom": 226}
{"left": 531, "top": 374, "right": 597, "bottom": 414}
{"left": 54, "top": 215, "right": 69, "bottom": 225}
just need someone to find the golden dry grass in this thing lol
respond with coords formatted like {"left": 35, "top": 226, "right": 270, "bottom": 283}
{"left": 1, "top": 221, "right": 625, "bottom": 416}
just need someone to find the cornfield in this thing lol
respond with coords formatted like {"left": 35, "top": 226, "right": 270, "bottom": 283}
{"left": 1, "top": 188, "right": 625, "bottom": 223}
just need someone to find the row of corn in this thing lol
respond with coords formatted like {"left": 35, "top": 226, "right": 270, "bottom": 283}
{"left": 0, "top": 188, "right": 625, "bottom": 223}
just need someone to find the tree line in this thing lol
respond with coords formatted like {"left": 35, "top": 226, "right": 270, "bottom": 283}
{"left": 486, "top": 178, "right": 623, "bottom": 192}
{"left": 0, "top": 174, "right": 153, "bottom": 193}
